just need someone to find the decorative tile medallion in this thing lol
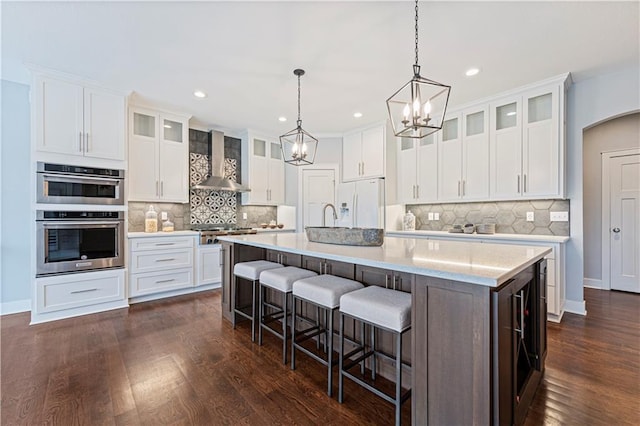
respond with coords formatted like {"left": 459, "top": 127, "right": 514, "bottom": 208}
{"left": 189, "top": 153, "right": 237, "bottom": 224}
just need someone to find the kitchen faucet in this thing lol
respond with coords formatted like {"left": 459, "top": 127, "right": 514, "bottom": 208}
{"left": 322, "top": 203, "right": 338, "bottom": 227}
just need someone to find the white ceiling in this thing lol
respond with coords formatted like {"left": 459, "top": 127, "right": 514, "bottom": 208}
{"left": 2, "top": 1, "right": 639, "bottom": 136}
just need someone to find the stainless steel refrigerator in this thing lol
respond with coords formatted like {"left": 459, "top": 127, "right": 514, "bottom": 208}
{"left": 336, "top": 178, "right": 385, "bottom": 228}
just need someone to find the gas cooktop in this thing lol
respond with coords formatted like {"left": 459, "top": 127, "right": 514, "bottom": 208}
{"left": 191, "top": 224, "right": 257, "bottom": 245}
{"left": 190, "top": 224, "right": 252, "bottom": 232}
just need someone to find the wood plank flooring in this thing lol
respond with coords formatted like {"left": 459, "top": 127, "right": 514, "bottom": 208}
{"left": 1, "top": 288, "right": 638, "bottom": 425}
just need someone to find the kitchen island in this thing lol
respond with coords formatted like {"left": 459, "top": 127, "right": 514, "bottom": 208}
{"left": 217, "top": 233, "right": 551, "bottom": 425}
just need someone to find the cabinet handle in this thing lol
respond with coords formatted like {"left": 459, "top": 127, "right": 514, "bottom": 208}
{"left": 155, "top": 242, "right": 175, "bottom": 246}
{"left": 161, "top": 181, "right": 164, "bottom": 196}
{"left": 155, "top": 258, "right": 175, "bottom": 262}
{"left": 523, "top": 174, "right": 527, "bottom": 193}
{"left": 385, "top": 274, "right": 389, "bottom": 289}
{"left": 416, "top": 185, "right": 419, "bottom": 199}
{"left": 79, "top": 132, "right": 83, "bottom": 152}
{"left": 85, "top": 133, "right": 89, "bottom": 152}
{"left": 319, "top": 261, "right": 323, "bottom": 274}
{"left": 457, "top": 181, "right": 461, "bottom": 197}
{"left": 462, "top": 180, "right": 465, "bottom": 196}
{"left": 392, "top": 275, "right": 397, "bottom": 290}
{"left": 517, "top": 175, "right": 521, "bottom": 193}
{"left": 219, "top": 248, "right": 225, "bottom": 266}
{"left": 155, "top": 278, "right": 176, "bottom": 284}
{"left": 514, "top": 291, "right": 525, "bottom": 340}
{"left": 70, "top": 288, "right": 97, "bottom": 294}
{"left": 361, "top": 162, "right": 364, "bottom": 175}
{"left": 156, "top": 181, "right": 159, "bottom": 196}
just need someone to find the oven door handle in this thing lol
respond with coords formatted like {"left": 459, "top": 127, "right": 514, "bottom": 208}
{"left": 40, "top": 173, "right": 122, "bottom": 186}
{"left": 40, "top": 221, "right": 122, "bottom": 229}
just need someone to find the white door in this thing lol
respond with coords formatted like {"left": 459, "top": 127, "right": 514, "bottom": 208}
{"left": 159, "top": 114, "right": 188, "bottom": 203}
{"left": 397, "top": 138, "right": 417, "bottom": 203}
{"left": 361, "top": 125, "right": 385, "bottom": 178}
{"left": 462, "top": 107, "right": 490, "bottom": 200}
{"left": 250, "top": 138, "right": 270, "bottom": 204}
{"left": 302, "top": 169, "right": 336, "bottom": 228}
{"left": 438, "top": 116, "right": 462, "bottom": 201}
{"left": 268, "top": 141, "right": 285, "bottom": 204}
{"left": 490, "top": 96, "right": 522, "bottom": 199}
{"left": 342, "top": 131, "right": 362, "bottom": 181}
{"left": 416, "top": 133, "right": 438, "bottom": 202}
{"left": 610, "top": 153, "right": 640, "bottom": 292}
{"left": 83, "top": 88, "right": 125, "bottom": 161}
{"left": 128, "top": 109, "right": 160, "bottom": 201}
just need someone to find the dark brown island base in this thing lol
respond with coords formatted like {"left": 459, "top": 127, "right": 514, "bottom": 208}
{"left": 217, "top": 233, "right": 551, "bottom": 425}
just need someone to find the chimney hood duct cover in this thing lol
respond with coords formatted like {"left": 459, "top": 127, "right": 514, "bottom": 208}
{"left": 191, "top": 130, "right": 251, "bottom": 192}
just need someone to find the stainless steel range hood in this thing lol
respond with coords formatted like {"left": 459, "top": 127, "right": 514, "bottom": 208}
{"left": 191, "top": 130, "right": 250, "bottom": 192}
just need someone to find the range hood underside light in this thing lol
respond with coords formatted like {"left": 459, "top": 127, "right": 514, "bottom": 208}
{"left": 191, "top": 130, "right": 251, "bottom": 192}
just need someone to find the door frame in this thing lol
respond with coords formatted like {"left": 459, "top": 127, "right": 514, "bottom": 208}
{"left": 601, "top": 147, "right": 640, "bottom": 290}
{"left": 297, "top": 163, "right": 339, "bottom": 232}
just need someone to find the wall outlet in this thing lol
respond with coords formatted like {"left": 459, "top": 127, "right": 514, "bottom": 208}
{"left": 428, "top": 212, "right": 434, "bottom": 221}
{"left": 550, "top": 211, "right": 569, "bottom": 221}
{"left": 242, "top": 212, "right": 248, "bottom": 220}
{"left": 434, "top": 212, "right": 440, "bottom": 220}
{"left": 526, "top": 211, "right": 534, "bottom": 222}
{"left": 161, "top": 211, "right": 168, "bottom": 221}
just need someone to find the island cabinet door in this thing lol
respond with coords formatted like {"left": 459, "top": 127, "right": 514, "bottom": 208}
{"left": 354, "top": 265, "right": 412, "bottom": 292}
{"left": 300, "top": 256, "right": 355, "bottom": 279}
{"left": 266, "top": 249, "right": 301, "bottom": 267}
{"left": 221, "top": 242, "right": 234, "bottom": 323}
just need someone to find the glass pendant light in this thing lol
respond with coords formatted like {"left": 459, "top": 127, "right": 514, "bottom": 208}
{"left": 387, "top": 0, "right": 451, "bottom": 139}
{"left": 280, "top": 69, "right": 318, "bottom": 166}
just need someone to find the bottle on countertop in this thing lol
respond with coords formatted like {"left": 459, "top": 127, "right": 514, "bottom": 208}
{"left": 403, "top": 210, "right": 416, "bottom": 231}
{"left": 162, "top": 218, "right": 174, "bottom": 232}
{"left": 144, "top": 205, "right": 158, "bottom": 233}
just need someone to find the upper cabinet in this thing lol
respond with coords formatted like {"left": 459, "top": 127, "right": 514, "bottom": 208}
{"left": 240, "top": 131, "right": 285, "bottom": 206}
{"left": 342, "top": 124, "right": 386, "bottom": 181}
{"left": 397, "top": 133, "right": 437, "bottom": 204}
{"left": 490, "top": 85, "right": 561, "bottom": 200}
{"left": 33, "top": 74, "right": 126, "bottom": 166}
{"left": 128, "top": 106, "right": 190, "bottom": 203}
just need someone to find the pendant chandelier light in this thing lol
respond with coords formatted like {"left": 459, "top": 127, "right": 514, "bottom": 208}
{"left": 280, "top": 69, "right": 318, "bottom": 166}
{"left": 387, "top": 0, "right": 451, "bottom": 139}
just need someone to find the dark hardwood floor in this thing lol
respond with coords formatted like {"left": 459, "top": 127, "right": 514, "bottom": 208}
{"left": 1, "top": 288, "right": 638, "bottom": 425}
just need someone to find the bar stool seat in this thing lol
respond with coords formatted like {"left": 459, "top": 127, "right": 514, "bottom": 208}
{"left": 258, "top": 266, "right": 317, "bottom": 364}
{"left": 338, "top": 286, "right": 412, "bottom": 426}
{"left": 232, "top": 260, "right": 283, "bottom": 342}
{"left": 291, "top": 274, "right": 364, "bottom": 396}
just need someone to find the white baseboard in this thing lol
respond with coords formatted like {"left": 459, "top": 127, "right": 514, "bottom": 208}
{"left": 584, "top": 278, "right": 603, "bottom": 289}
{"left": 564, "top": 299, "right": 587, "bottom": 316}
{"left": 1, "top": 299, "right": 31, "bottom": 315}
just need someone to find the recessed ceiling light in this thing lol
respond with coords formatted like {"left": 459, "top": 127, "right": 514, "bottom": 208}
{"left": 278, "top": 116, "right": 287, "bottom": 122}
{"left": 353, "top": 112, "right": 363, "bottom": 118}
{"left": 164, "top": 124, "right": 172, "bottom": 129}
{"left": 465, "top": 68, "right": 480, "bottom": 77}
{"left": 193, "top": 90, "right": 207, "bottom": 98}
{"left": 506, "top": 111, "right": 517, "bottom": 116}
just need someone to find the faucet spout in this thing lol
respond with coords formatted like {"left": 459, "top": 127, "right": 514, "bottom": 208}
{"left": 322, "top": 203, "right": 338, "bottom": 227}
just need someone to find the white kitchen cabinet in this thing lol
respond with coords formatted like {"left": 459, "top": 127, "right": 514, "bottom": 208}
{"left": 128, "top": 106, "right": 190, "bottom": 203}
{"left": 240, "top": 131, "right": 285, "bottom": 205}
{"left": 196, "top": 245, "right": 222, "bottom": 287}
{"left": 128, "top": 235, "right": 196, "bottom": 297}
{"left": 34, "top": 74, "right": 126, "bottom": 164}
{"left": 342, "top": 124, "right": 386, "bottom": 181}
{"left": 438, "top": 107, "right": 490, "bottom": 202}
{"left": 397, "top": 133, "right": 437, "bottom": 204}
{"left": 490, "top": 84, "right": 562, "bottom": 200}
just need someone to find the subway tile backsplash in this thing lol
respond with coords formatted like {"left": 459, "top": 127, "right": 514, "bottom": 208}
{"left": 406, "top": 200, "right": 570, "bottom": 236}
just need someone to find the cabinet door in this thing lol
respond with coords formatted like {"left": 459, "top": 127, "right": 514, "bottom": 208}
{"left": 301, "top": 255, "right": 324, "bottom": 274}
{"left": 361, "top": 125, "right": 385, "bottom": 178}
{"left": 35, "top": 76, "right": 84, "bottom": 156}
{"left": 523, "top": 87, "right": 559, "bottom": 197}
{"left": 221, "top": 242, "right": 234, "bottom": 322}
{"left": 324, "top": 259, "right": 355, "bottom": 279}
{"left": 128, "top": 109, "right": 160, "bottom": 201}
{"left": 462, "top": 108, "right": 490, "bottom": 200}
{"left": 159, "top": 114, "right": 189, "bottom": 203}
{"left": 397, "top": 138, "right": 417, "bottom": 203}
{"left": 268, "top": 141, "right": 285, "bottom": 204}
{"left": 198, "top": 246, "right": 222, "bottom": 286}
{"left": 342, "top": 131, "right": 362, "bottom": 181}
{"left": 490, "top": 96, "right": 523, "bottom": 199}
{"left": 438, "top": 116, "right": 463, "bottom": 201}
{"left": 249, "top": 138, "right": 270, "bottom": 204}
{"left": 83, "top": 88, "right": 125, "bottom": 161}
{"left": 416, "top": 133, "right": 438, "bottom": 202}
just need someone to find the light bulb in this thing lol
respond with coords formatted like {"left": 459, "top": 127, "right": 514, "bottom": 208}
{"left": 403, "top": 103, "right": 410, "bottom": 119}
{"left": 413, "top": 97, "right": 421, "bottom": 117}
{"left": 302, "top": 143, "right": 307, "bottom": 153}
{"left": 292, "top": 143, "right": 299, "bottom": 154}
{"left": 424, "top": 101, "right": 432, "bottom": 115}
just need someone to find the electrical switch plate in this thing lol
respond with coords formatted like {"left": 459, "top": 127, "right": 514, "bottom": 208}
{"left": 550, "top": 211, "right": 569, "bottom": 221}
{"left": 434, "top": 212, "right": 440, "bottom": 220}
{"left": 526, "top": 211, "right": 534, "bottom": 222}
{"left": 161, "top": 211, "right": 168, "bottom": 221}
{"left": 428, "top": 212, "right": 434, "bottom": 220}
{"left": 242, "top": 212, "right": 248, "bottom": 220}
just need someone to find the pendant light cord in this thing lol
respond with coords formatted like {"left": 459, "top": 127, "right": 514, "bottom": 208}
{"left": 297, "top": 74, "right": 302, "bottom": 125}
{"left": 414, "top": 0, "right": 419, "bottom": 66}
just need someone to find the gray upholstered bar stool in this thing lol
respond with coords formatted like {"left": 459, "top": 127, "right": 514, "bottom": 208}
{"left": 233, "top": 260, "right": 283, "bottom": 342}
{"left": 258, "top": 266, "right": 317, "bottom": 364}
{"left": 338, "top": 286, "right": 411, "bottom": 426}
{"left": 290, "top": 274, "right": 364, "bottom": 397}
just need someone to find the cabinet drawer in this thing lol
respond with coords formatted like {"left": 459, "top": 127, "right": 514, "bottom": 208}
{"left": 37, "top": 270, "right": 125, "bottom": 313}
{"left": 130, "top": 236, "right": 195, "bottom": 252}
{"left": 129, "top": 269, "right": 193, "bottom": 297}
{"left": 130, "top": 249, "right": 193, "bottom": 273}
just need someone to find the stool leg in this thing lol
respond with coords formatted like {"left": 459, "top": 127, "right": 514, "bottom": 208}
{"left": 291, "top": 296, "right": 297, "bottom": 370}
{"left": 232, "top": 275, "right": 237, "bottom": 328}
{"left": 338, "top": 313, "right": 345, "bottom": 404}
{"left": 258, "top": 283, "right": 264, "bottom": 345}
{"left": 360, "top": 321, "right": 366, "bottom": 375}
{"left": 371, "top": 325, "right": 376, "bottom": 380}
{"left": 327, "top": 307, "right": 334, "bottom": 397}
{"left": 282, "top": 291, "right": 288, "bottom": 364}
{"left": 251, "top": 280, "right": 256, "bottom": 343}
{"left": 395, "top": 331, "right": 402, "bottom": 426}
{"left": 316, "top": 306, "right": 321, "bottom": 351}
{"left": 324, "top": 309, "right": 329, "bottom": 353}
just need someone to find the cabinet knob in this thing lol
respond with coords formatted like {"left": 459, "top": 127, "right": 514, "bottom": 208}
{"left": 612, "top": 227, "right": 621, "bottom": 233}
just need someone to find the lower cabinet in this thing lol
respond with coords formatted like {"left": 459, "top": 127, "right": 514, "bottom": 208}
{"left": 301, "top": 255, "right": 354, "bottom": 279}
{"left": 354, "top": 264, "right": 412, "bottom": 292}
{"left": 196, "top": 245, "right": 222, "bottom": 287}
{"left": 266, "top": 249, "right": 301, "bottom": 267}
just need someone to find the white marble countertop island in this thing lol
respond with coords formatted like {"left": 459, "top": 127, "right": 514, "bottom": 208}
{"left": 217, "top": 233, "right": 551, "bottom": 287}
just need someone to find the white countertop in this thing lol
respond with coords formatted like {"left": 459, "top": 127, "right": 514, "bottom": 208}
{"left": 386, "top": 230, "right": 570, "bottom": 243}
{"left": 253, "top": 228, "right": 296, "bottom": 233}
{"left": 217, "top": 233, "right": 551, "bottom": 287}
{"left": 128, "top": 230, "right": 199, "bottom": 238}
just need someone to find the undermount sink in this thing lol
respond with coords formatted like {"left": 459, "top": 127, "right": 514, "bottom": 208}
{"left": 305, "top": 227, "right": 384, "bottom": 246}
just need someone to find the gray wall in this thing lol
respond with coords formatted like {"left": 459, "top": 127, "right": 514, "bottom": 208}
{"left": 1, "top": 80, "right": 32, "bottom": 308}
{"left": 583, "top": 113, "right": 640, "bottom": 282}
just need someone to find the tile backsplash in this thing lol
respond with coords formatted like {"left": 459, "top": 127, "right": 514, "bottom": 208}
{"left": 405, "top": 200, "right": 570, "bottom": 236}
